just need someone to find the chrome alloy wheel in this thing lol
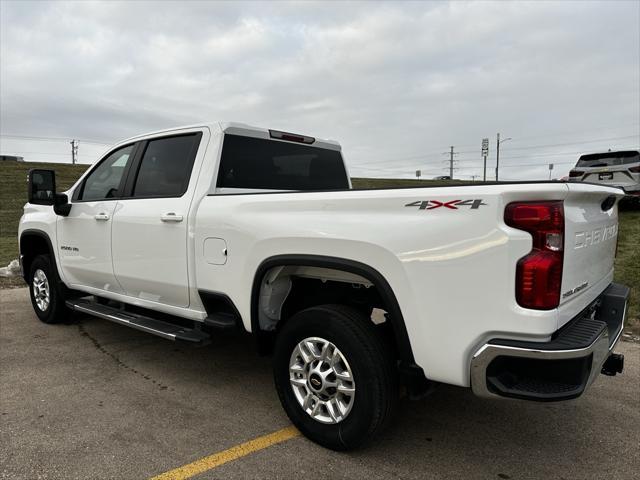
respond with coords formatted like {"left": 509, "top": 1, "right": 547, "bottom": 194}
{"left": 289, "top": 337, "right": 356, "bottom": 424}
{"left": 32, "top": 269, "right": 50, "bottom": 312}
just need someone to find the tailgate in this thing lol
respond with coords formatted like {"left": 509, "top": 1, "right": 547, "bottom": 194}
{"left": 560, "top": 184, "right": 624, "bottom": 307}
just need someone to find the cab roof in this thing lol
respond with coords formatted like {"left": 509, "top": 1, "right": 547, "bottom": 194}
{"left": 120, "top": 121, "right": 342, "bottom": 151}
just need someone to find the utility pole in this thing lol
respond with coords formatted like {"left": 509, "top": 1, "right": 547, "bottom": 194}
{"left": 449, "top": 146, "right": 455, "bottom": 178}
{"left": 495, "top": 133, "right": 500, "bottom": 181}
{"left": 442, "top": 146, "right": 458, "bottom": 179}
{"left": 70, "top": 139, "right": 78, "bottom": 164}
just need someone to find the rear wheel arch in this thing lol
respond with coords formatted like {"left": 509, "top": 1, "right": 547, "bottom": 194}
{"left": 250, "top": 254, "right": 416, "bottom": 365}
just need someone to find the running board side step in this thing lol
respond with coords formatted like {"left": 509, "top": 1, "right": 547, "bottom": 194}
{"left": 66, "top": 299, "right": 211, "bottom": 345}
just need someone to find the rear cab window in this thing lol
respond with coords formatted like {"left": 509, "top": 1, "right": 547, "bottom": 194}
{"left": 216, "top": 134, "right": 349, "bottom": 191}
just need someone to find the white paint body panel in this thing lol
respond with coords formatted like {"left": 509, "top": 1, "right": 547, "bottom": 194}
{"left": 110, "top": 127, "right": 211, "bottom": 308}
{"left": 111, "top": 197, "right": 192, "bottom": 307}
{"left": 18, "top": 122, "right": 625, "bottom": 389}
{"left": 57, "top": 200, "right": 123, "bottom": 293}
{"left": 195, "top": 182, "right": 624, "bottom": 386}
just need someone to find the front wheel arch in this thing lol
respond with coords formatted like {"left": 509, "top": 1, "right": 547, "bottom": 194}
{"left": 27, "top": 254, "right": 71, "bottom": 324}
{"left": 20, "top": 229, "right": 57, "bottom": 283}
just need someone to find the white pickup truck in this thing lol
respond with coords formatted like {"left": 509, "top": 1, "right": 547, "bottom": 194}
{"left": 19, "top": 122, "right": 629, "bottom": 450}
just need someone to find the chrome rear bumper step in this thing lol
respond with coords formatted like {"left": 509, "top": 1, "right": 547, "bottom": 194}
{"left": 470, "top": 283, "right": 629, "bottom": 401}
{"left": 66, "top": 298, "right": 211, "bottom": 345}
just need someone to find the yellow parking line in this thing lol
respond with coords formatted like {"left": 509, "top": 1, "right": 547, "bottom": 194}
{"left": 149, "top": 426, "right": 301, "bottom": 480}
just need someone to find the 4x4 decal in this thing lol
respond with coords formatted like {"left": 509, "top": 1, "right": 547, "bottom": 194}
{"left": 405, "top": 199, "right": 487, "bottom": 210}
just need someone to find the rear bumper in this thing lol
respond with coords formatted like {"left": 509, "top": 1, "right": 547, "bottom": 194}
{"left": 470, "top": 283, "right": 629, "bottom": 401}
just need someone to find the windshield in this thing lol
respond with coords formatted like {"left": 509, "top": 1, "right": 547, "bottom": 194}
{"left": 217, "top": 134, "right": 349, "bottom": 190}
{"left": 576, "top": 151, "right": 639, "bottom": 168}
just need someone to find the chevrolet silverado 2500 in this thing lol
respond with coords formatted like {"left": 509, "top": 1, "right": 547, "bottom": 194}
{"left": 19, "top": 122, "right": 629, "bottom": 450}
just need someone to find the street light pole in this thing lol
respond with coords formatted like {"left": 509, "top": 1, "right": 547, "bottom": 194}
{"left": 495, "top": 133, "right": 511, "bottom": 181}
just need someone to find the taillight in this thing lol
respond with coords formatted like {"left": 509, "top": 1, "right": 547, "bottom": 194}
{"left": 628, "top": 165, "right": 640, "bottom": 173}
{"left": 569, "top": 170, "right": 584, "bottom": 177}
{"left": 504, "top": 201, "right": 564, "bottom": 310}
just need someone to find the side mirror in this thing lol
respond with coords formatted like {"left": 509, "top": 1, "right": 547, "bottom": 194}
{"left": 28, "top": 169, "right": 71, "bottom": 216}
{"left": 28, "top": 169, "right": 56, "bottom": 205}
{"left": 54, "top": 193, "right": 71, "bottom": 216}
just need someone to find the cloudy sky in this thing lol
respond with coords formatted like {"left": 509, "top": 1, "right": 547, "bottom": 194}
{"left": 1, "top": 0, "right": 638, "bottom": 180}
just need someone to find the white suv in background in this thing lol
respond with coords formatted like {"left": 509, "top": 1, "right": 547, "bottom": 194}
{"left": 569, "top": 150, "right": 640, "bottom": 196}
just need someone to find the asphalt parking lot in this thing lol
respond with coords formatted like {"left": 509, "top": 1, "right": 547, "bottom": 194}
{"left": 1, "top": 287, "right": 639, "bottom": 480}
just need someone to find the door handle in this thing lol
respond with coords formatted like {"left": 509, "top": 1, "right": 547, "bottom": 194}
{"left": 94, "top": 213, "right": 110, "bottom": 221}
{"left": 160, "top": 212, "right": 183, "bottom": 222}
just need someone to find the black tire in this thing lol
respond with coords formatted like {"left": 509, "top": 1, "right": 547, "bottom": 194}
{"left": 273, "top": 304, "right": 397, "bottom": 450}
{"left": 28, "top": 254, "right": 69, "bottom": 324}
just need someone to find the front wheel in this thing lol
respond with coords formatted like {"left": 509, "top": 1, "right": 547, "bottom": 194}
{"left": 28, "top": 255, "right": 70, "bottom": 324}
{"left": 273, "top": 304, "right": 397, "bottom": 450}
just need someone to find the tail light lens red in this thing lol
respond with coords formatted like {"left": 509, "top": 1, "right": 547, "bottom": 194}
{"left": 504, "top": 201, "right": 564, "bottom": 310}
{"left": 569, "top": 170, "right": 584, "bottom": 177}
{"left": 628, "top": 165, "right": 640, "bottom": 173}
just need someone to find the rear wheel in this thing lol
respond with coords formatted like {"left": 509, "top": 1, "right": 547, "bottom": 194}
{"left": 273, "top": 304, "right": 397, "bottom": 450}
{"left": 28, "top": 255, "right": 70, "bottom": 324}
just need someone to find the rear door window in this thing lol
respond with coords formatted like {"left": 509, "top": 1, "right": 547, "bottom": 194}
{"left": 132, "top": 133, "right": 202, "bottom": 198}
